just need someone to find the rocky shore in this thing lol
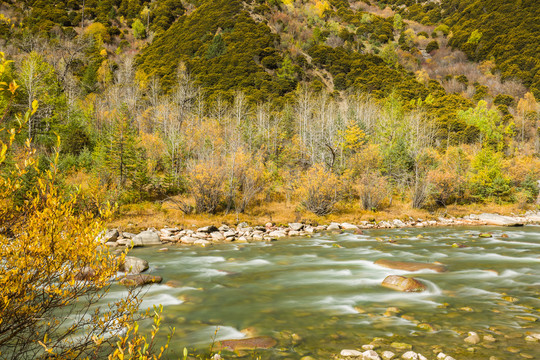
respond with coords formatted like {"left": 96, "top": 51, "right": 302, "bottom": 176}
{"left": 100, "top": 211, "right": 540, "bottom": 249}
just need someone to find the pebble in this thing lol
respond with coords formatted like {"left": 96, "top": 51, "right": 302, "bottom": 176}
{"left": 381, "top": 351, "right": 395, "bottom": 360}
{"left": 401, "top": 351, "right": 418, "bottom": 360}
{"left": 363, "top": 350, "right": 380, "bottom": 360}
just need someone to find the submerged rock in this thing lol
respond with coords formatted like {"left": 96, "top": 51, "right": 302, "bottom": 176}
{"left": 218, "top": 336, "right": 277, "bottom": 351}
{"left": 464, "top": 331, "right": 480, "bottom": 344}
{"left": 120, "top": 274, "right": 162, "bottom": 287}
{"left": 382, "top": 275, "right": 427, "bottom": 292}
{"left": 381, "top": 351, "right": 395, "bottom": 360}
{"left": 375, "top": 259, "right": 447, "bottom": 273}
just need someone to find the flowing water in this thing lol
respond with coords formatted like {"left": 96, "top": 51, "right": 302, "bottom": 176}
{"left": 112, "top": 226, "right": 540, "bottom": 359}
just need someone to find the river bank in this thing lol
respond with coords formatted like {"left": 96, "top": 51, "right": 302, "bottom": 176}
{"left": 101, "top": 210, "right": 540, "bottom": 248}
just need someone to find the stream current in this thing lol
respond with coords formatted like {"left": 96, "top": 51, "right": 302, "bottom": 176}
{"left": 111, "top": 226, "right": 540, "bottom": 359}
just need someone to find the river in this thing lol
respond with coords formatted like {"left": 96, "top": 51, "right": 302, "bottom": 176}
{"left": 110, "top": 226, "right": 540, "bottom": 359}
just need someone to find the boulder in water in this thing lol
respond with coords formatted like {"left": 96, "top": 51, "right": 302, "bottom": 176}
{"left": 375, "top": 259, "right": 447, "bottom": 273}
{"left": 218, "top": 336, "right": 277, "bottom": 351}
{"left": 382, "top": 275, "right": 427, "bottom": 292}
{"left": 119, "top": 256, "right": 149, "bottom": 274}
{"left": 120, "top": 274, "right": 162, "bottom": 287}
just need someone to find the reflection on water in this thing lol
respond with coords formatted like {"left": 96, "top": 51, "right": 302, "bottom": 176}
{"left": 113, "top": 226, "right": 540, "bottom": 359}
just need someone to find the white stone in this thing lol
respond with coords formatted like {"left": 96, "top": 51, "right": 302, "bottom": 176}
{"left": 180, "top": 236, "right": 197, "bottom": 244}
{"left": 340, "top": 349, "right": 362, "bottom": 357}
{"left": 382, "top": 351, "right": 395, "bottom": 360}
{"left": 437, "top": 353, "right": 447, "bottom": 360}
{"left": 327, "top": 223, "right": 341, "bottom": 231}
{"left": 132, "top": 230, "right": 162, "bottom": 247}
{"left": 252, "top": 234, "right": 264, "bottom": 241}
{"left": 341, "top": 222, "right": 359, "bottom": 230}
{"left": 401, "top": 352, "right": 418, "bottom": 360}
{"left": 361, "top": 345, "right": 374, "bottom": 350}
{"left": 224, "top": 230, "right": 236, "bottom": 238}
{"left": 418, "top": 354, "right": 427, "bottom": 360}
{"left": 210, "top": 232, "right": 225, "bottom": 241}
{"left": 268, "top": 230, "right": 287, "bottom": 238}
{"left": 362, "top": 350, "right": 380, "bottom": 360}
{"left": 289, "top": 230, "right": 301, "bottom": 236}
{"left": 393, "top": 219, "right": 406, "bottom": 227}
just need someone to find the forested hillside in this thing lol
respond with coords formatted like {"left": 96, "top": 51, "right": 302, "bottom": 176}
{"left": 0, "top": 0, "right": 539, "bottom": 225}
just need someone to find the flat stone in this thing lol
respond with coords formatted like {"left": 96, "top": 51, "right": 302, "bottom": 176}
{"left": 180, "top": 236, "right": 197, "bottom": 244}
{"left": 341, "top": 223, "right": 359, "bottom": 230}
{"left": 382, "top": 275, "right": 427, "bottom": 292}
{"left": 382, "top": 351, "right": 395, "bottom": 360}
{"left": 210, "top": 232, "right": 225, "bottom": 241}
{"left": 391, "top": 342, "right": 412, "bottom": 350}
{"left": 340, "top": 349, "right": 362, "bottom": 356}
{"left": 268, "top": 230, "right": 287, "bottom": 238}
{"left": 100, "top": 229, "right": 119, "bottom": 243}
{"left": 120, "top": 274, "right": 162, "bottom": 287}
{"left": 375, "top": 259, "right": 447, "bottom": 272}
{"left": 363, "top": 350, "right": 381, "bottom": 360}
{"left": 224, "top": 230, "right": 236, "bottom": 238}
{"left": 218, "top": 336, "right": 277, "bottom": 351}
{"left": 132, "top": 230, "right": 162, "bottom": 247}
{"left": 477, "top": 213, "right": 524, "bottom": 226}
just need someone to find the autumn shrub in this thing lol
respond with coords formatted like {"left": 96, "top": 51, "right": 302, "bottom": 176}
{"left": 189, "top": 162, "right": 226, "bottom": 214}
{"left": 357, "top": 171, "right": 391, "bottom": 211}
{"left": 0, "top": 125, "right": 144, "bottom": 359}
{"left": 297, "top": 164, "right": 342, "bottom": 216}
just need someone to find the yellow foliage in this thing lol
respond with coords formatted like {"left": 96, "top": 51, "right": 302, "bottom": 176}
{"left": 296, "top": 164, "right": 342, "bottom": 216}
{"left": 85, "top": 22, "right": 110, "bottom": 42}
{"left": 312, "top": 0, "right": 331, "bottom": 18}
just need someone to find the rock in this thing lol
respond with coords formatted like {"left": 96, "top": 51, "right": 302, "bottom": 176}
{"left": 265, "top": 222, "right": 273, "bottom": 228}
{"left": 268, "top": 230, "right": 287, "bottom": 239}
{"left": 288, "top": 223, "right": 304, "bottom": 231}
{"left": 393, "top": 219, "right": 406, "bottom": 228}
{"left": 122, "top": 232, "right": 136, "bottom": 239}
{"left": 465, "top": 332, "right": 480, "bottom": 344}
{"left": 341, "top": 222, "right": 359, "bottom": 230}
{"left": 483, "top": 334, "right": 496, "bottom": 342}
{"left": 119, "top": 256, "right": 149, "bottom": 274}
{"left": 210, "top": 232, "right": 225, "bottom": 241}
{"left": 218, "top": 336, "right": 277, "bottom": 351}
{"left": 132, "top": 230, "right": 162, "bottom": 247}
{"left": 194, "top": 239, "right": 211, "bottom": 247}
{"left": 75, "top": 266, "right": 97, "bottom": 281}
{"left": 479, "top": 233, "right": 492, "bottom": 238}
{"left": 100, "top": 229, "right": 119, "bottom": 243}
{"left": 363, "top": 350, "right": 381, "bottom": 360}
{"left": 362, "top": 345, "right": 375, "bottom": 350}
{"left": 340, "top": 349, "right": 363, "bottom": 356}
{"left": 237, "top": 222, "right": 249, "bottom": 230}
{"left": 375, "top": 259, "right": 447, "bottom": 273}
{"left": 382, "top": 351, "right": 395, "bottom": 360}
{"left": 158, "top": 248, "right": 169, "bottom": 252}
{"left": 223, "top": 230, "right": 236, "bottom": 238}
{"left": 436, "top": 353, "right": 447, "bottom": 360}
{"left": 197, "top": 225, "right": 219, "bottom": 233}
{"left": 401, "top": 351, "right": 418, "bottom": 360}
{"left": 236, "top": 237, "right": 249, "bottom": 243}
{"left": 327, "top": 223, "right": 341, "bottom": 231}
{"left": 105, "top": 241, "right": 118, "bottom": 247}
{"left": 382, "top": 275, "right": 427, "bottom": 292}
{"left": 165, "top": 280, "right": 182, "bottom": 288}
{"left": 120, "top": 274, "right": 162, "bottom": 287}
{"left": 417, "top": 355, "right": 427, "bottom": 360}
{"left": 477, "top": 213, "right": 524, "bottom": 226}
{"left": 180, "top": 236, "right": 197, "bottom": 244}
{"left": 289, "top": 230, "right": 301, "bottom": 236}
